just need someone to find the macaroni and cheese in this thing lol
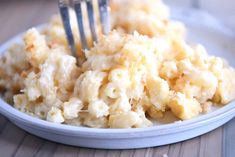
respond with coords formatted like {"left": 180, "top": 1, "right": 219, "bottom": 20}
{"left": 0, "top": 0, "right": 235, "bottom": 128}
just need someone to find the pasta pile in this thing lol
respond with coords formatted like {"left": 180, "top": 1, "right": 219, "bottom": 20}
{"left": 0, "top": 0, "right": 235, "bottom": 128}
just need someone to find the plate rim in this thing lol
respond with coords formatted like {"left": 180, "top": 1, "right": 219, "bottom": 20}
{"left": 1, "top": 98, "right": 235, "bottom": 139}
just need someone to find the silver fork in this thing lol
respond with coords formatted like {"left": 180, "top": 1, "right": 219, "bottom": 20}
{"left": 58, "top": 0, "right": 110, "bottom": 58}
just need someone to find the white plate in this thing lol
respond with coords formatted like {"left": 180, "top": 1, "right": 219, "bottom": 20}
{"left": 0, "top": 8, "right": 235, "bottom": 149}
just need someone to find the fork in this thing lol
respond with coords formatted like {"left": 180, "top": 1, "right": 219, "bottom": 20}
{"left": 58, "top": 0, "right": 110, "bottom": 59}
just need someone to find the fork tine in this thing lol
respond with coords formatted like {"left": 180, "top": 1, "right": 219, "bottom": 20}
{"left": 86, "top": 0, "right": 97, "bottom": 43}
{"left": 58, "top": 0, "right": 77, "bottom": 58}
{"left": 74, "top": 0, "right": 88, "bottom": 50}
{"left": 98, "top": 0, "right": 110, "bottom": 35}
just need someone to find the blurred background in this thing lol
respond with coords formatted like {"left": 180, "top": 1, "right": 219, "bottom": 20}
{"left": 165, "top": 0, "right": 235, "bottom": 31}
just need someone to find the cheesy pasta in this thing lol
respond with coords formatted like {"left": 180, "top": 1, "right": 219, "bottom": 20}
{"left": 0, "top": 0, "right": 235, "bottom": 128}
